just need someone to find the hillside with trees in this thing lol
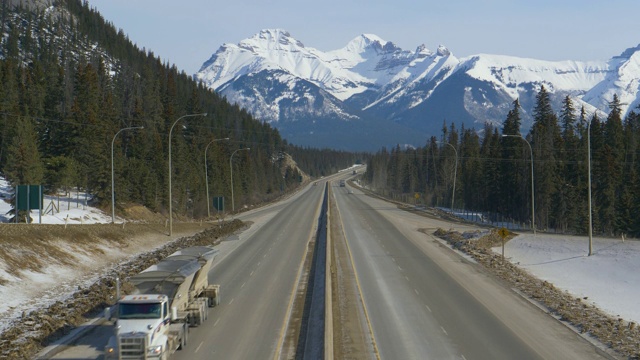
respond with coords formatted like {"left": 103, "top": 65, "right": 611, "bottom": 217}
{"left": 364, "top": 88, "right": 640, "bottom": 237}
{"left": 0, "top": 0, "right": 360, "bottom": 221}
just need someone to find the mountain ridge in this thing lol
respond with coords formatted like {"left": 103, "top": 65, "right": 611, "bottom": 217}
{"left": 196, "top": 29, "right": 640, "bottom": 151}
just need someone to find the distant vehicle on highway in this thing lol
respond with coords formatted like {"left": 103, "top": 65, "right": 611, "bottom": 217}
{"left": 340, "top": 180, "right": 346, "bottom": 187}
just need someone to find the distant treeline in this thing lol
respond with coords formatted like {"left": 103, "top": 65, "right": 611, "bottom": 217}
{"left": 0, "top": 0, "right": 359, "bottom": 220}
{"left": 365, "top": 88, "right": 640, "bottom": 237}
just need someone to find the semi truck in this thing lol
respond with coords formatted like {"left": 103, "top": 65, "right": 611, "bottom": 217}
{"left": 104, "top": 246, "right": 220, "bottom": 360}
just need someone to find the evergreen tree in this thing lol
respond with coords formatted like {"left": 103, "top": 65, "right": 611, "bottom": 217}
{"left": 600, "top": 95, "right": 624, "bottom": 234}
{"left": 4, "top": 116, "right": 44, "bottom": 185}
{"left": 500, "top": 99, "right": 527, "bottom": 221}
{"left": 557, "top": 96, "right": 579, "bottom": 232}
{"left": 589, "top": 114, "right": 605, "bottom": 234}
{"left": 460, "top": 128, "right": 482, "bottom": 211}
{"left": 529, "top": 85, "right": 562, "bottom": 230}
{"left": 4, "top": 116, "right": 44, "bottom": 222}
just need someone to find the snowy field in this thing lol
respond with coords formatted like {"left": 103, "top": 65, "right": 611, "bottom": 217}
{"left": 497, "top": 233, "right": 640, "bottom": 324}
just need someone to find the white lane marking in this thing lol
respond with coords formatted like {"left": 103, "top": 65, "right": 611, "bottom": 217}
{"left": 397, "top": 266, "right": 403, "bottom": 271}
{"left": 404, "top": 276, "right": 409, "bottom": 281}
{"left": 195, "top": 341, "right": 203, "bottom": 353}
{"left": 441, "top": 326, "right": 448, "bottom": 335}
{"left": 241, "top": 282, "right": 246, "bottom": 288}
{"left": 214, "top": 318, "right": 220, "bottom": 327}
{"left": 461, "top": 355, "right": 467, "bottom": 360}
{"left": 414, "top": 288, "right": 419, "bottom": 295}
{"left": 263, "top": 254, "right": 267, "bottom": 258}
{"left": 250, "top": 270, "right": 255, "bottom": 277}
{"left": 257, "top": 261, "right": 262, "bottom": 266}
{"left": 229, "top": 298, "right": 234, "bottom": 305}
{"left": 392, "top": 257, "right": 396, "bottom": 262}
{"left": 425, "top": 305, "right": 432, "bottom": 313}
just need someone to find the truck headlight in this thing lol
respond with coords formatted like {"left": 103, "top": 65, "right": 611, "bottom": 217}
{"left": 147, "top": 345, "right": 163, "bottom": 356}
{"left": 105, "top": 346, "right": 115, "bottom": 354}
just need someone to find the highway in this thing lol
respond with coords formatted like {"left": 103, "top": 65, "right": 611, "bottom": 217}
{"left": 46, "top": 178, "right": 328, "bottom": 360}
{"left": 170, "top": 181, "right": 325, "bottom": 359}
{"left": 44, "top": 169, "right": 615, "bottom": 360}
{"left": 331, "top": 180, "right": 612, "bottom": 360}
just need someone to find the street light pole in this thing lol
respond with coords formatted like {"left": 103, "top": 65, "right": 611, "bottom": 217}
{"left": 111, "top": 126, "right": 143, "bottom": 223}
{"left": 438, "top": 141, "right": 458, "bottom": 212}
{"left": 587, "top": 120, "right": 593, "bottom": 256}
{"left": 230, "top": 148, "right": 250, "bottom": 212}
{"left": 168, "top": 113, "right": 207, "bottom": 236}
{"left": 502, "top": 134, "right": 535, "bottom": 235}
{"left": 205, "top": 137, "right": 229, "bottom": 218}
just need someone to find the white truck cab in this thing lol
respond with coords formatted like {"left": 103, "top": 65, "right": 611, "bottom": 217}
{"left": 105, "top": 295, "right": 186, "bottom": 359}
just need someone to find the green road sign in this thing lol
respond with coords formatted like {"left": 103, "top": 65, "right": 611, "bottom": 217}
{"left": 16, "top": 185, "right": 43, "bottom": 210}
{"left": 213, "top": 196, "right": 224, "bottom": 211}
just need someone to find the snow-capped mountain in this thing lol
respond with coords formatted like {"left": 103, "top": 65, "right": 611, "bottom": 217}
{"left": 196, "top": 29, "right": 640, "bottom": 151}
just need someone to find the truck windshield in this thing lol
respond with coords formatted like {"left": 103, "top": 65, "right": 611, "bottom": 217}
{"left": 119, "top": 303, "right": 162, "bottom": 319}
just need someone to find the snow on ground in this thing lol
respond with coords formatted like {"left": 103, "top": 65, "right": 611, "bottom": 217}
{"left": 496, "top": 233, "right": 640, "bottom": 324}
{"left": 1, "top": 174, "right": 639, "bottom": 335}
{"left": 0, "top": 177, "right": 116, "bottom": 224}
{"left": 0, "top": 240, "right": 129, "bottom": 333}
{"left": 0, "top": 176, "right": 130, "bottom": 333}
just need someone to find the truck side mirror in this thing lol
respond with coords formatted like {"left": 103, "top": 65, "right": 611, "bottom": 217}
{"left": 171, "top": 306, "right": 178, "bottom": 321}
{"left": 104, "top": 307, "right": 112, "bottom": 321}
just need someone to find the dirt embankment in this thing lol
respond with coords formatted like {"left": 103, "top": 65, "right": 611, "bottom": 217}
{"left": 433, "top": 228, "right": 640, "bottom": 359}
{"left": 0, "top": 219, "right": 244, "bottom": 360}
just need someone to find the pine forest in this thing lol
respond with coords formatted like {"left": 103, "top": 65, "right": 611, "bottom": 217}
{"left": 2, "top": 0, "right": 639, "bottom": 238}
{"left": 364, "top": 88, "right": 640, "bottom": 237}
{"left": 0, "top": 0, "right": 359, "bottom": 221}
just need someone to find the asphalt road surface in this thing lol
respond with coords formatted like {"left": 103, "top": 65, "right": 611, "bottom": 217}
{"left": 46, "top": 178, "right": 328, "bottom": 360}
{"left": 44, "top": 169, "right": 615, "bottom": 360}
{"left": 331, "top": 181, "right": 614, "bottom": 360}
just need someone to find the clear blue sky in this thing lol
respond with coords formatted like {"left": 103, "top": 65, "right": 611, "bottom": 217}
{"left": 88, "top": 0, "right": 640, "bottom": 74}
